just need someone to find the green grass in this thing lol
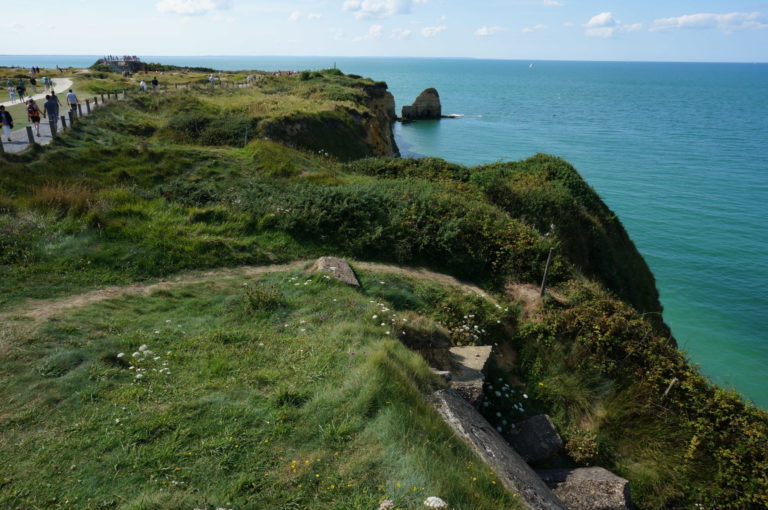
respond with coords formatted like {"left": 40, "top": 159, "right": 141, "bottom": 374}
{"left": 0, "top": 269, "right": 522, "bottom": 510}
{"left": 2, "top": 65, "right": 767, "bottom": 509}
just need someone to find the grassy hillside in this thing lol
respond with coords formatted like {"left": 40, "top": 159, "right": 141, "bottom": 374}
{"left": 1, "top": 68, "right": 766, "bottom": 509}
{"left": 0, "top": 267, "right": 520, "bottom": 509}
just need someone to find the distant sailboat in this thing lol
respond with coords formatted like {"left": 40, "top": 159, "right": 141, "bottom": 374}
{"left": 529, "top": 63, "right": 534, "bottom": 69}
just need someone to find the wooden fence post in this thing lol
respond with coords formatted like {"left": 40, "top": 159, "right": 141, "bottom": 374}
{"left": 26, "top": 126, "right": 35, "bottom": 144}
{"left": 49, "top": 119, "right": 57, "bottom": 137}
{"left": 68, "top": 111, "right": 75, "bottom": 126}
{"left": 93, "top": 96, "right": 98, "bottom": 106}
{"left": 540, "top": 248, "right": 555, "bottom": 297}
{"left": 101, "top": 93, "right": 105, "bottom": 103}
{"left": 85, "top": 99, "right": 91, "bottom": 114}
{"left": 0, "top": 140, "right": 5, "bottom": 154}
{"left": 77, "top": 104, "right": 83, "bottom": 116}
{"left": 61, "top": 115, "right": 67, "bottom": 129}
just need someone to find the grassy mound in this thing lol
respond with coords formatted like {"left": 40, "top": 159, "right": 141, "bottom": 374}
{"left": 0, "top": 268, "right": 521, "bottom": 510}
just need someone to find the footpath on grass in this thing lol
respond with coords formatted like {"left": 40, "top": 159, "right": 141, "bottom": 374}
{"left": 1, "top": 77, "right": 256, "bottom": 154}
{"left": 1, "top": 84, "right": 125, "bottom": 154}
{"left": 0, "top": 77, "right": 74, "bottom": 108}
{"left": 0, "top": 260, "right": 494, "bottom": 328}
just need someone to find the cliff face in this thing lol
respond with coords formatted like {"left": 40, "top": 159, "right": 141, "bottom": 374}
{"left": 259, "top": 81, "right": 399, "bottom": 161}
{"left": 356, "top": 82, "right": 401, "bottom": 158}
{"left": 475, "top": 154, "right": 668, "bottom": 334}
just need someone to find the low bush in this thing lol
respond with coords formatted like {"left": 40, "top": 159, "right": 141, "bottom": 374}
{"left": 29, "top": 182, "right": 96, "bottom": 217}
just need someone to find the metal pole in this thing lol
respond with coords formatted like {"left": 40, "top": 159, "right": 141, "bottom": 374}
{"left": 26, "top": 126, "right": 35, "bottom": 144}
{"left": 539, "top": 248, "right": 555, "bottom": 297}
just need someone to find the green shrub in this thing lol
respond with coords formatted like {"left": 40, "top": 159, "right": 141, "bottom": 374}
{"left": 240, "top": 282, "right": 286, "bottom": 314}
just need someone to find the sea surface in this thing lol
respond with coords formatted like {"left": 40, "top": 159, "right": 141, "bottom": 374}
{"left": 4, "top": 55, "right": 768, "bottom": 407}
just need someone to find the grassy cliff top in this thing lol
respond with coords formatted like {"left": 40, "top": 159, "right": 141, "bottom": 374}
{"left": 1, "top": 69, "right": 766, "bottom": 509}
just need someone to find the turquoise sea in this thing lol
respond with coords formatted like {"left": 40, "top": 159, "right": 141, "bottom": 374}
{"left": 4, "top": 55, "right": 768, "bottom": 407}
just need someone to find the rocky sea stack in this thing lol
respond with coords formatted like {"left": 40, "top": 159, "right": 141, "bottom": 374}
{"left": 402, "top": 87, "right": 442, "bottom": 120}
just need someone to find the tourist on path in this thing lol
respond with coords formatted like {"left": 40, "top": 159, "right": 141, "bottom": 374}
{"left": 16, "top": 82, "right": 26, "bottom": 102}
{"left": 43, "top": 95, "right": 59, "bottom": 131}
{"left": 151, "top": 77, "right": 159, "bottom": 91}
{"left": 0, "top": 106, "right": 14, "bottom": 142}
{"left": 27, "top": 99, "right": 42, "bottom": 137}
{"left": 66, "top": 89, "right": 79, "bottom": 111}
{"left": 139, "top": 80, "right": 147, "bottom": 92}
{"left": 8, "top": 86, "right": 17, "bottom": 103}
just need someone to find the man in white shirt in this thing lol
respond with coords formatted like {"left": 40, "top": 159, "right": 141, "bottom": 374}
{"left": 66, "top": 89, "right": 78, "bottom": 111}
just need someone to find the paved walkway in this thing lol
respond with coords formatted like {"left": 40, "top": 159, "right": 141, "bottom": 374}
{"left": 1, "top": 78, "right": 74, "bottom": 108}
{"left": 1, "top": 91, "right": 120, "bottom": 154}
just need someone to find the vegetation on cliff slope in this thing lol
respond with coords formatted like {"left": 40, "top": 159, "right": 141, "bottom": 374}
{"left": 1, "top": 69, "right": 766, "bottom": 509}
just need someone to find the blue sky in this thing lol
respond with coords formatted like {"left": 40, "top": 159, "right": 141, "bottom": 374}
{"left": 1, "top": 0, "right": 767, "bottom": 62}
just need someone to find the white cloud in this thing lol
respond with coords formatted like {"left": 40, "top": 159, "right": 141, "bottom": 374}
{"left": 421, "top": 25, "right": 446, "bottom": 37}
{"left": 156, "top": 0, "right": 232, "bottom": 15}
{"left": 343, "top": 0, "right": 424, "bottom": 20}
{"left": 288, "top": 11, "right": 302, "bottom": 22}
{"left": 308, "top": 13, "right": 322, "bottom": 20}
{"left": 353, "top": 24, "right": 384, "bottom": 41}
{"left": 391, "top": 27, "right": 412, "bottom": 39}
{"left": 651, "top": 12, "right": 768, "bottom": 33}
{"left": 522, "top": 24, "right": 548, "bottom": 33}
{"left": 584, "top": 12, "right": 641, "bottom": 37}
{"left": 542, "top": 0, "right": 564, "bottom": 6}
{"left": 475, "top": 26, "right": 504, "bottom": 36}
{"left": 329, "top": 27, "right": 345, "bottom": 40}
{"left": 563, "top": 21, "right": 575, "bottom": 27}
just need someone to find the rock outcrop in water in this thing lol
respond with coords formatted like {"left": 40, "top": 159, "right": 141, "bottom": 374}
{"left": 402, "top": 88, "right": 442, "bottom": 120}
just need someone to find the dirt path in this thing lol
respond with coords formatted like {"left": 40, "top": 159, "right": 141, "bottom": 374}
{"left": 0, "top": 259, "right": 496, "bottom": 329}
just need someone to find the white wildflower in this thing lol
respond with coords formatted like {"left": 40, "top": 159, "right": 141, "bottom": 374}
{"left": 140, "top": 344, "right": 149, "bottom": 351}
{"left": 135, "top": 374, "right": 144, "bottom": 379}
{"left": 117, "top": 353, "right": 125, "bottom": 358}
{"left": 132, "top": 352, "right": 141, "bottom": 358}
{"left": 424, "top": 496, "right": 449, "bottom": 509}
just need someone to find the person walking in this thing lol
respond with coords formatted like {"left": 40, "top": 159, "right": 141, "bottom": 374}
{"left": 151, "top": 76, "right": 159, "bottom": 91}
{"left": 66, "top": 89, "right": 79, "bottom": 111}
{"left": 16, "top": 82, "right": 26, "bottom": 102}
{"left": 0, "top": 106, "right": 14, "bottom": 142}
{"left": 43, "top": 95, "right": 59, "bottom": 133}
{"left": 139, "top": 80, "right": 147, "bottom": 92}
{"left": 8, "top": 85, "right": 16, "bottom": 103}
{"left": 27, "top": 99, "right": 42, "bottom": 137}
{"left": 50, "top": 91, "right": 62, "bottom": 109}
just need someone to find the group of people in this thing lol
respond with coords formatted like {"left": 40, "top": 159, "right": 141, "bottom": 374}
{"left": 138, "top": 77, "right": 160, "bottom": 92}
{"left": 7, "top": 73, "right": 56, "bottom": 104}
{"left": 103, "top": 55, "right": 140, "bottom": 62}
{"left": 1, "top": 90, "right": 80, "bottom": 141}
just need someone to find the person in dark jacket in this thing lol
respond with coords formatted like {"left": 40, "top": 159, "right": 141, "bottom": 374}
{"left": 0, "top": 105, "right": 14, "bottom": 141}
{"left": 43, "top": 95, "right": 59, "bottom": 132}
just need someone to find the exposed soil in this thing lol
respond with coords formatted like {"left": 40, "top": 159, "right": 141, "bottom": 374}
{"left": 1, "top": 259, "right": 497, "bottom": 328}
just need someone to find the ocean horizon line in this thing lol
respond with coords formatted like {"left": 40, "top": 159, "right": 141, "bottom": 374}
{"left": 1, "top": 54, "right": 767, "bottom": 65}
